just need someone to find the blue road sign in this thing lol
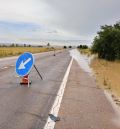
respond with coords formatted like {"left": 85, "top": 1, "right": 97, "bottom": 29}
{"left": 16, "top": 52, "right": 34, "bottom": 77}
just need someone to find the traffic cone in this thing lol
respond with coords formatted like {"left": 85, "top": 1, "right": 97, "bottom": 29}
{"left": 20, "top": 75, "right": 31, "bottom": 85}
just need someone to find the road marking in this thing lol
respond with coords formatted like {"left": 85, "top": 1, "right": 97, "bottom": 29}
{"left": 4, "top": 66, "right": 8, "bottom": 69}
{"left": 10, "top": 65, "right": 14, "bottom": 67}
{"left": 0, "top": 65, "right": 15, "bottom": 70}
{"left": 1, "top": 66, "right": 8, "bottom": 69}
{"left": 44, "top": 57, "right": 73, "bottom": 129}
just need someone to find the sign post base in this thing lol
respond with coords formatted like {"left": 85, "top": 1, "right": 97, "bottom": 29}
{"left": 20, "top": 75, "right": 31, "bottom": 87}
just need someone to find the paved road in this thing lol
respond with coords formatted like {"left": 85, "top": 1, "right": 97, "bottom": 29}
{"left": 0, "top": 50, "right": 71, "bottom": 129}
{"left": 55, "top": 56, "right": 120, "bottom": 129}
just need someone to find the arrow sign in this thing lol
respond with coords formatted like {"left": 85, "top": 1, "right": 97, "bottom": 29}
{"left": 16, "top": 52, "right": 34, "bottom": 77}
{"left": 18, "top": 58, "right": 31, "bottom": 70}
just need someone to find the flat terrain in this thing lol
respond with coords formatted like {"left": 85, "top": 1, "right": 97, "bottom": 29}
{"left": 0, "top": 50, "right": 71, "bottom": 129}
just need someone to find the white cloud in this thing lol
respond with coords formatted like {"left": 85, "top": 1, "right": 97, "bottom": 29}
{"left": 42, "top": 0, "right": 120, "bottom": 36}
{"left": 0, "top": 0, "right": 59, "bottom": 25}
{"left": 0, "top": 0, "right": 119, "bottom": 44}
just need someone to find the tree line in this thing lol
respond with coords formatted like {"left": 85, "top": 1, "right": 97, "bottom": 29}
{"left": 91, "top": 22, "right": 120, "bottom": 61}
{"left": 77, "top": 45, "right": 88, "bottom": 49}
{"left": 0, "top": 43, "right": 44, "bottom": 47}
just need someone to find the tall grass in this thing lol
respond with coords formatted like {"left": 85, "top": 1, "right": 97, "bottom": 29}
{"left": 91, "top": 58, "right": 120, "bottom": 97}
{"left": 78, "top": 48, "right": 91, "bottom": 56}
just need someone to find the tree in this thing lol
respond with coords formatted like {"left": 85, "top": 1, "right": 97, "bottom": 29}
{"left": 47, "top": 43, "right": 50, "bottom": 47}
{"left": 16, "top": 44, "right": 19, "bottom": 47}
{"left": 77, "top": 45, "right": 88, "bottom": 49}
{"left": 11, "top": 43, "right": 15, "bottom": 47}
{"left": 91, "top": 23, "right": 120, "bottom": 61}
{"left": 24, "top": 44, "right": 26, "bottom": 47}
{"left": 82, "top": 45, "right": 88, "bottom": 49}
{"left": 77, "top": 45, "right": 82, "bottom": 48}
{"left": 63, "top": 46, "right": 67, "bottom": 49}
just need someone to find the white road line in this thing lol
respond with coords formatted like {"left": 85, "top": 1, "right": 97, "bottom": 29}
{"left": 0, "top": 66, "right": 9, "bottom": 70}
{"left": 0, "top": 65, "right": 14, "bottom": 70}
{"left": 3, "top": 67, "right": 8, "bottom": 69}
{"left": 10, "top": 65, "right": 14, "bottom": 67}
{"left": 44, "top": 57, "right": 73, "bottom": 129}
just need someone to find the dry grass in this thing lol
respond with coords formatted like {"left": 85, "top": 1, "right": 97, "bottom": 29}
{"left": 0, "top": 47, "right": 56, "bottom": 58}
{"left": 78, "top": 48, "right": 91, "bottom": 56}
{"left": 91, "top": 58, "right": 120, "bottom": 97}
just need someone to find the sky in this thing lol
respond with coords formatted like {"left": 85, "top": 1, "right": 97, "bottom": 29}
{"left": 0, "top": 0, "right": 120, "bottom": 45}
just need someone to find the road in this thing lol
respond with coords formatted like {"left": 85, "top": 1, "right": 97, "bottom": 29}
{"left": 0, "top": 50, "right": 71, "bottom": 129}
{"left": 0, "top": 49, "right": 120, "bottom": 129}
{"left": 55, "top": 59, "right": 120, "bottom": 129}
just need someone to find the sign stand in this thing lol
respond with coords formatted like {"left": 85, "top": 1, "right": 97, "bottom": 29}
{"left": 34, "top": 65, "right": 43, "bottom": 80}
{"left": 28, "top": 75, "right": 30, "bottom": 88}
{"left": 54, "top": 49, "right": 56, "bottom": 56}
{"left": 16, "top": 52, "right": 43, "bottom": 88}
{"left": 20, "top": 74, "right": 31, "bottom": 87}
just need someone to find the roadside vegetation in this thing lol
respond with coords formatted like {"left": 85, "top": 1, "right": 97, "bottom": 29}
{"left": 91, "top": 22, "right": 120, "bottom": 61}
{"left": 0, "top": 45, "right": 56, "bottom": 58}
{"left": 63, "top": 45, "right": 72, "bottom": 49}
{"left": 91, "top": 58, "right": 120, "bottom": 96}
{"left": 79, "top": 21, "right": 120, "bottom": 97}
{"left": 91, "top": 21, "right": 120, "bottom": 97}
{"left": 77, "top": 45, "right": 91, "bottom": 56}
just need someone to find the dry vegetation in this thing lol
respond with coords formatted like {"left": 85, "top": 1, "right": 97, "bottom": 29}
{"left": 0, "top": 47, "right": 55, "bottom": 58}
{"left": 79, "top": 49, "right": 120, "bottom": 97}
{"left": 78, "top": 48, "right": 91, "bottom": 56}
{"left": 91, "top": 58, "right": 120, "bottom": 97}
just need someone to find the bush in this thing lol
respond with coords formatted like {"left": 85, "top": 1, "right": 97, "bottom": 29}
{"left": 91, "top": 23, "right": 120, "bottom": 61}
{"left": 77, "top": 45, "right": 88, "bottom": 49}
{"left": 63, "top": 46, "right": 67, "bottom": 49}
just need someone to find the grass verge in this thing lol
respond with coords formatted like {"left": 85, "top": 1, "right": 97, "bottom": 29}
{"left": 90, "top": 58, "right": 120, "bottom": 97}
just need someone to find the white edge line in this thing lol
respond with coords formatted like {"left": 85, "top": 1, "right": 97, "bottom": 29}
{"left": 43, "top": 57, "right": 73, "bottom": 129}
{"left": 3, "top": 67, "right": 8, "bottom": 69}
{"left": 10, "top": 65, "right": 15, "bottom": 67}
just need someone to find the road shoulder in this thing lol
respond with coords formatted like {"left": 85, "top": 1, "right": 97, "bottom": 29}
{"left": 55, "top": 59, "right": 119, "bottom": 129}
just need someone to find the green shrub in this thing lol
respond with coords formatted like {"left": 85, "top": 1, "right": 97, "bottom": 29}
{"left": 91, "top": 23, "right": 120, "bottom": 61}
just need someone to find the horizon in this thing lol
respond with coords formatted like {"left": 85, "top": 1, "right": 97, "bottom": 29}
{"left": 0, "top": 0, "right": 119, "bottom": 45}
{"left": 0, "top": 39, "right": 92, "bottom": 47}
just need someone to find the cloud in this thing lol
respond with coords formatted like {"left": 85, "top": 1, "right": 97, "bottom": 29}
{"left": 0, "top": 0, "right": 119, "bottom": 44}
{"left": 0, "top": 0, "right": 59, "bottom": 25}
{"left": 42, "top": 0, "right": 120, "bottom": 38}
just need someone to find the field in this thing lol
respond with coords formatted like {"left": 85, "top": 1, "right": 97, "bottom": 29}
{"left": 78, "top": 48, "right": 91, "bottom": 56}
{"left": 0, "top": 47, "right": 55, "bottom": 58}
{"left": 91, "top": 58, "right": 120, "bottom": 97}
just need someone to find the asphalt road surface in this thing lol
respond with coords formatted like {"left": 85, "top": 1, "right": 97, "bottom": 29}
{"left": 0, "top": 50, "right": 71, "bottom": 129}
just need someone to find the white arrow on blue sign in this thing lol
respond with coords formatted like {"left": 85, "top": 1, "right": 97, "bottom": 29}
{"left": 16, "top": 52, "right": 34, "bottom": 77}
